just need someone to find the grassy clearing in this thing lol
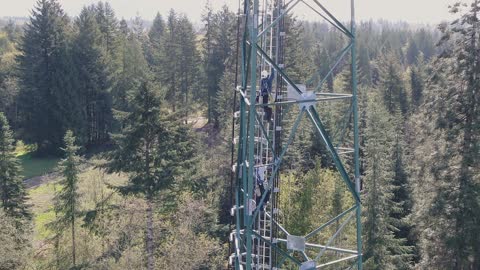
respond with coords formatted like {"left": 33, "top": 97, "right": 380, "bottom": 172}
{"left": 19, "top": 154, "right": 60, "bottom": 179}
{"left": 15, "top": 141, "right": 60, "bottom": 179}
{"left": 27, "top": 162, "right": 128, "bottom": 247}
{"left": 28, "top": 181, "right": 57, "bottom": 241}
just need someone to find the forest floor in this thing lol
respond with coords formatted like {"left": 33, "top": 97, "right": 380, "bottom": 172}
{"left": 26, "top": 160, "right": 128, "bottom": 259}
{"left": 19, "top": 154, "right": 60, "bottom": 180}
{"left": 188, "top": 115, "right": 208, "bottom": 129}
{"left": 15, "top": 141, "right": 60, "bottom": 180}
{"left": 24, "top": 171, "right": 59, "bottom": 189}
{"left": 15, "top": 140, "right": 109, "bottom": 252}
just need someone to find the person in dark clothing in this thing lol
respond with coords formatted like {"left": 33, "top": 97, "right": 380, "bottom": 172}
{"left": 260, "top": 68, "right": 275, "bottom": 122}
{"left": 255, "top": 162, "right": 271, "bottom": 211}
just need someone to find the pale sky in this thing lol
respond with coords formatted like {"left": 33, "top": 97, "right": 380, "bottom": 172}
{"left": 0, "top": 0, "right": 471, "bottom": 24}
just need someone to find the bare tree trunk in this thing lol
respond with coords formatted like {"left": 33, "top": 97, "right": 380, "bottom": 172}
{"left": 146, "top": 193, "right": 154, "bottom": 270}
{"left": 101, "top": 174, "right": 105, "bottom": 254}
{"left": 52, "top": 184, "right": 60, "bottom": 269}
{"left": 72, "top": 213, "right": 76, "bottom": 267}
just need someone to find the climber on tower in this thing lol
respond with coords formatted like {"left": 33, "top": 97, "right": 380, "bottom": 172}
{"left": 254, "top": 156, "right": 273, "bottom": 212}
{"left": 260, "top": 67, "right": 275, "bottom": 122}
{"left": 255, "top": 161, "right": 266, "bottom": 205}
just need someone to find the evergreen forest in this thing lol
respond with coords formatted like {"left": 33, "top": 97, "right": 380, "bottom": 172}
{"left": 0, "top": 0, "right": 478, "bottom": 269}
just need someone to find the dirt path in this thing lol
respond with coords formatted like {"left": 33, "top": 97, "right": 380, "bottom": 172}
{"left": 24, "top": 172, "right": 60, "bottom": 189}
{"left": 188, "top": 116, "right": 208, "bottom": 129}
{"left": 24, "top": 162, "right": 93, "bottom": 189}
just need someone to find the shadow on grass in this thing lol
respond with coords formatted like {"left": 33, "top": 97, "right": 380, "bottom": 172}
{"left": 14, "top": 141, "right": 60, "bottom": 179}
{"left": 18, "top": 153, "right": 60, "bottom": 180}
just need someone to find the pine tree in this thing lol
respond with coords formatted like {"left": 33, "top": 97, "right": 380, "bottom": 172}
{"left": 0, "top": 28, "right": 20, "bottom": 129}
{"left": 95, "top": 2, "right": 119, "bottom": 57}
{"left": 119, "top": 18, "right": 129, "bottom": 36}
{"left": 162, "top": 10, "right": 180, "bottom": 112}
{"left": 131, "top": 15, "right": 146, "bottom": 42}
{"left": 390, "top": 123, "right": 416, "bottom": 267}
{"left": 148, "top": 12, "right": 165, "bottom": 48}
{"left": 95, "top": 2, "right": 121, "bottom": 127}
{"left": 407, "top": 59, "right": 452, "bottom": 269}
{"left": 216, "top": 69, "right": 235, "bottom": 134}
{"left": 202, "top": 5, "right": 236, "bottom": 126}
{"left": 111, "top": 19, "right": 149, "bottom": 115}
{"left": 417, "top": 2, "right": 480, "bottom": 268}
{"left": 146, "top": 12, "right": 165, "bottom": 68}
{"left": 406, "top": 38, "right": 419, "bottom": 65}
{"left": 2, "top": 20, "right": 21, "bottom": 43}
{"left": 201, "top": 2, "right": 215, "bottom": 122}
{"left": 378, "top": 53, "right": 408, "bottom": 115}
{"left": 414, "top": 29, "right": 436, "bottom": 61}
{"left": 0, "top": 113, "right": 30, "bottom": 219}
{"left": 358, "top": 43, "right": 373, "bottom": 86}
{"left": 363, "top": 94, "right": 412, "bottom": 269}
{"left": 17, "top": 0, "right": 80, "bottom": 154}
{"left": 53, "top": 130, "right": 81, "bottom": 267}
{"left": 176, "top": 14, "right": 201, "bottom": 122}
{"left": 0, "top": 208, "right": 31, "bottom": 270}
{"left": 284, "top": 15, "right": 308, "bottom": 82}
{"left": 312, "top": 45, "right": 333, "bottom": 91}
{"left": 73, "top": 6, "right": 112, "bottom": 145}
{"left": 105, "top": 80, "right": 195, "bottom": 270}
{"left": 410, "top": 53, "right": 426, "bottom": 109}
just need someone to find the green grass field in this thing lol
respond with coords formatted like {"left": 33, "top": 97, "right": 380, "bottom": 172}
{"left": 27, "top": 165, "right": 128, "bottom": 244}
{"left": 18, "top": 153, "right": 60, "bottom": 179}
{"left": 29, "top": 182, "right": 57, "bottom": 240}
{"left": 15, "top": 141, "right": 60, "bottom": 179}
{"left": 15, "top": 140, "right": 128, "bottom": 252}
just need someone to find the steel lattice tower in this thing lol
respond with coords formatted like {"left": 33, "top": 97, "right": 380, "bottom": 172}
{"left": 230, "top": 0, "right": 362, "bottom": 269}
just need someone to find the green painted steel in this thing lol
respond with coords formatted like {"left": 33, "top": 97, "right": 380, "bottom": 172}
{"left": 232, "top": 1, "right": 362, "bottom": 269}
{"left": 250, "top": 109, "right": 305, "bottom": 225}
{"left": 306, "top": 107, "right": 360, "bottom": 202}
{"left": 305, "top": 205, "right": 357, "bottom": 240}
{"left": 351, "top": 0, "right": 363, "bottom": 269}
{"left": 254, "top": 44, "right": 303, "bottom": 95}
{"left": 313, "top": 42, "right": 353, "bottom": 92}
{"left": 246, "top": 0, "right": 260, "bottom": 266}
{"left": 312, "top": 0, "right": 353, "bottom": 37}
{"left": 306, "top": 42, "right": 352, "bottom": 86}
{"left": 252, "top": 231, "right": 303, "bottom": 266}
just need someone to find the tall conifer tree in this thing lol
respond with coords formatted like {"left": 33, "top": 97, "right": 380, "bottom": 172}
{"left": 73, "top": 6, "right": 112, "bottom": 145}
{"left": 378, "top": 53, "right": 408, "bottom": 115}
{"left": 0, "top": 113, "right": 30, "bottom": 219}
{"left": 358, "top": 43, "right": 373, "bottom": 86}
{"left": 105, "top": 80, "right": 195, "bottom": 270}
{"left": 312, "top": 45, "right": 333, "bottom": 91}
{"left": 0, "top": 209, "right": 31, "bottom": 269}
{"left": 53, "top": 130, "right": 81, "bottom": 267}
{"left": 176, "top": 14, "right": 201, "bottom": 121}
{"left": 363, "top": 95, "right": 412, "bottom": 269}
{"left": 145, "top": 12, "right": 165, "bottom": 69}
{"left": 418, "top": 2, "right": 480, "bottom": 268}
{"left": 409, "top": 54, "right": 426, "bottom": 109}
{"left": 202, "top": 5, "right": 236, "bottom": 126}
{"left": 111, "top": 18, "right": 149, "bottom": 115}
{"left": 18, "top": 0, "right": 81, "bottom": 154}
